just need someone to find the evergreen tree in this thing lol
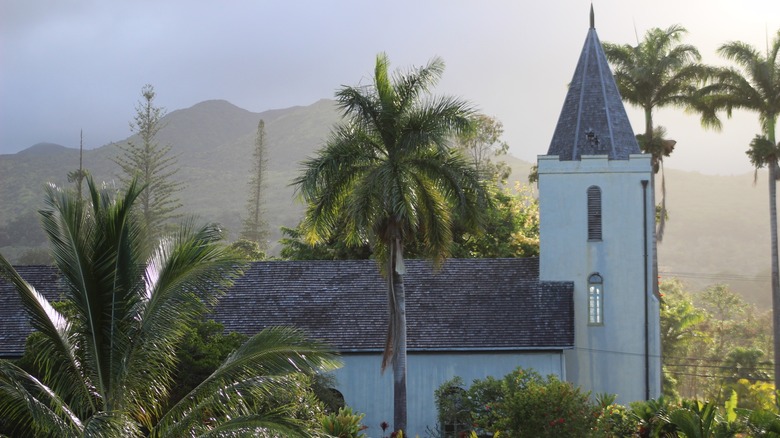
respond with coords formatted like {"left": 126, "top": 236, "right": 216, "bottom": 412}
{"left": 455, "top": 114, "right": 510, "bottom": 184}
{"left": 66, "top": 129, "right": 89, "bottom": 198}
{"left": 240, "top": 120, "right": 269, "bottom": 249}
{"left": 114, "top": 84, "right": 182, "bottom": 244}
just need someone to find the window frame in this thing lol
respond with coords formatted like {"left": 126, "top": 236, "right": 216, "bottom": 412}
{"left": 588, "top": 273, "right": 604, "bottom": 325}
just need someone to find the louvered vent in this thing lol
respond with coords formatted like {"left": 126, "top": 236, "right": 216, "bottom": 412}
{"left": 587, "top": 186, "right": 602, "bottom": 241}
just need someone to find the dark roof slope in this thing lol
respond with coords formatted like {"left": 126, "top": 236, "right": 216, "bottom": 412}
{"left": 547, "top": 14, "right": 640, "bottom": 160}
{"left": 0, "top": 259, "right": 573, "bottom": 357}
{"left": 0, "top": 266, "right": 65, "bottom": 358}
{"left": 217, "top": 258, "right": 573, "bottom": 352}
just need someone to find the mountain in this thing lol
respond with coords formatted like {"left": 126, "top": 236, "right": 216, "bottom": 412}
{"left": 0, "top": 98, "right": 341, "bottom": 258}
{"left": 0, "top": 99, "right": 772, "bottom": 306}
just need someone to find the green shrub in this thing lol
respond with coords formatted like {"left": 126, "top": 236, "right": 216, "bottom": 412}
{"left": 497, "top": 368, "right": 599, "bottom": 437}
{"left": 467, "top": 375, "right": 504, "bottom": 435}
{"left": 592, "top": 393, "right": 639, "bottom": 437}
{"left": 320, "top": 407, "right": 367, "bottom": 438}
{"left": 435, "top": 367, "right": 601, "bottom": 438}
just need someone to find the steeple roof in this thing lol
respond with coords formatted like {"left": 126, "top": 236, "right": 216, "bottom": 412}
{"left": 547, "top": 7, "right": 640, "bottom": 160}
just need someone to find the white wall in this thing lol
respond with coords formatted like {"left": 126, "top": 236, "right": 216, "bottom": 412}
{"left": 538, "top": 154, "right": 661, "bottom": 404}
{"left": 332, "top": 351, "right": 564, "bottom": 437}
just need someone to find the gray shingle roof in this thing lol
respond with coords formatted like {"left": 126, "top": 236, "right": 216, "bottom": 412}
{"left": 547, "top": 16, "right": 640, "bottom": 160}
{"left": 0, "top": 266, "right": 66, "bottom": 358}
{"left": 0, "top": 259, "right": 573, "bottom": 358}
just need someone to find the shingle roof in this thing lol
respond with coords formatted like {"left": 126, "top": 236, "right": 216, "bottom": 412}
{"left": 0, "top": 259, "right": 573, "bottom": 357}
{"left": 217, "top": 258, "right": 573, "bottom": 352}
{"left": 0, "top": 266, "right": 66, "bottom": 358}
{"left": 547, "top": 10, "right": 640, "bottom": 161}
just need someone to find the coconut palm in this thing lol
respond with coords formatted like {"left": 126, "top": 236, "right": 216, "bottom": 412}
{"left": 697, "top": 29, "right": 780, "bottom": 399}
{"left": 293, "top": 53, "right": 488, "bottom": 432}
{"left": 603, "top": 25, "right": 709, "bottom": 240}
{"left": 0, "top": 177, "right": 339, "bottom": 437}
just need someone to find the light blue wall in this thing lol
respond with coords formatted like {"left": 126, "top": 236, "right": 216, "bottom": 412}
{"left": 332, "top": 351, "right": 564, "bottom": 437}
{"left": 537, "top": 154, "right": 661, "bottom": 404}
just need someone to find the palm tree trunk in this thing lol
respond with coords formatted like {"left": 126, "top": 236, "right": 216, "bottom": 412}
{"left": 771, "top": 161, "right": 780, "bottom": 402}
{"left": 392, "top": 265, "right": 408, "bottom": 433}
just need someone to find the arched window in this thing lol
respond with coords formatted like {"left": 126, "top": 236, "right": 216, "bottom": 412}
{"left": 587, "top": 186, "right": 602, "bottom": 241}
{"left": 588, "top": 273, "right": 603, "bottom": 325}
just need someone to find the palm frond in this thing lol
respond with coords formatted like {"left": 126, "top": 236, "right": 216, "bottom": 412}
{"left": 0, "top": 360, "right": 83, "bottom": 437}
{"left": 154, "top": 326, "right": 339, "bottom": 436}
{"left": 0, "top": 255, "right": 97, "bottom": 417}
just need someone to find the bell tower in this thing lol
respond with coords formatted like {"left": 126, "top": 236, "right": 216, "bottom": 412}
{"left": 537, "top": 7, "right": 661, "bottom": 402}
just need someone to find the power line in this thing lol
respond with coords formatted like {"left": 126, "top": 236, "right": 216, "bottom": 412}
{"left": 659, "top": 271, "right": 769, "bottom": 282}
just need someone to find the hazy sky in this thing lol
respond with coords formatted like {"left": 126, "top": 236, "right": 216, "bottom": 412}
{"left": 2, "top": 0, "right": 779, "bottom": 175}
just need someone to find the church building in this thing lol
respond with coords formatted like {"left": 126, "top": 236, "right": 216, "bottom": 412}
{"left": 0, "top": 9, "right": 661, "bottom": 437}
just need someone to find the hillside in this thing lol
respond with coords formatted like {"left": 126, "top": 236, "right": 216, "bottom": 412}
{"left": 0, "top": 99, "right": 772, "bottom": 306}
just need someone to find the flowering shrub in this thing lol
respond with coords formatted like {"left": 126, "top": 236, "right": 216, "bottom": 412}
{"left": 497, "top": 368, "right": 599, "bottom": 437}
{"left": 435, "top": 367, "right": 600, "bottom": 438}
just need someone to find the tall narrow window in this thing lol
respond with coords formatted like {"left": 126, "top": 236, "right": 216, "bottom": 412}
{"left": 587, "top": 186, "right": 602, "bottom": 241}
{"left": 588, "top": 273, "right": 603, "bottom": 325}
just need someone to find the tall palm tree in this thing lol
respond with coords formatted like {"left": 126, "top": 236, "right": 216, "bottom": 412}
{"left": 0, "top": 178, "right": 339, "bottom": 437}
{"left": 294, "top": 53, "right": 488, "bottom": 432}
{"left": 603, "top": 25, "right": 709, "bottom": 240}
{"left": 698, "top": 30, "right": 780, "bottom": 396}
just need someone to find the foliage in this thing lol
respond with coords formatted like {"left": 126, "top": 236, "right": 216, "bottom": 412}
{"left": 279, "top": 223, "right": 372, "bottom": 261}
{"left": 436, "top": 368, "right": 599, "bottom": 438}
{"left": 659, "top": 279, "right": 709, "bottom": 400}
{"left": 292, "top": 52, "right": 488, "bottom": 431}
{"left": 666, "top": 398, "right": 742, "bottom": 438}
{"left": 310, "top": 373, "right": 346, "bottom": 414}
{"left": 433, "top": 377, "right": 471, "bottom": 437}
{"left": 0, "top": 177, "right": 340, "bottom": 437}
{"left": 165, "top": 318, "right": 247, "bottom": 407}
{"left": 320, "top": 407, "right": 368, "bottom": 438}
{"left": 455, "top": 114, "right": 510, "bottom": 183}
{"left": 604, "top": 24, "right": 709, "bottom": 242}
{"left": 114, "top": 84, "right": 183, "bottom": 245}
{"left": 660, "top": 280, "right": 774, "bottom": 407}
{"left": 497, "top": 368, "right": 598, "bottom": 438}
{"left": 744, "top": 408, "right": 780, "bottom": 437}
{"left": 629, "top": 396, "right": 679, "bottom": 438}
{"left": 592, "top": 395, "right": 639, "bottom": 438}
{"left": 603, "top": 24, "right": 707, "bottom": 162}
{"left": 67, "top": 130, "right": 89, "bottom": 199}
{"left": 281, "top": 184, "right": 538, "bottom": 261}
{"left": 448, "top": 183, "right": 539, "bottom": 259}
{"left": 240, "top": 119, "right": 270, "bottom": 250}
{"left": 229, "top": 238, "right": 267, "bottom": 261}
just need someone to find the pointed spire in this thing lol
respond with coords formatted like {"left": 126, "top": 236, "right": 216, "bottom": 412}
{"left": 590, "top": 4, "right": 595, "bottom": 29}
{"left": 546, "top": 7, "right": 639, "bottom": 161}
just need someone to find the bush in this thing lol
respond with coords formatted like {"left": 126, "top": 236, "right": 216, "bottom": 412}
{"left": 435, "top": 367, "right": 601, "bottom": 438}
{"left": 497, "top": 368, "right": 599, "bottom": 437}
{"left": 320, "top": 407, "right": 368, "bottom": 438}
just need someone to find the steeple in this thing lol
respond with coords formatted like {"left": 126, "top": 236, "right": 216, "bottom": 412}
{"left": 547, "top": 7, "right": 639, "bottom": 160}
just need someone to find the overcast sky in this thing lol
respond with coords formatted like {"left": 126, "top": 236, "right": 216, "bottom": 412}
{"left": 2, "top": 0, "right": 778, "bottom": 175}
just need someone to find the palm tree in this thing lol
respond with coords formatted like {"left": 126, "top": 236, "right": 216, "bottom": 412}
{"left": 293, "top": 53, "right": 488, "bottom": 432}
{"left": 603, "top": 25, "right": 709, "bottom": 239}
{"left": 0, "top": 177, "right": 340, "bottom": 437}
{"left": 697, "top": 29, "right": 780, "bottom": 400}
